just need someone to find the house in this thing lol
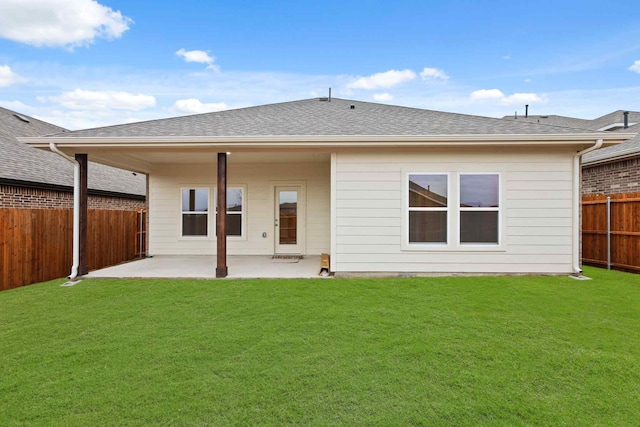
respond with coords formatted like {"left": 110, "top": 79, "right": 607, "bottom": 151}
{"left": 502, "top": 110, "right": 640, "bottom": 195}
{"left": 21, "top": 98, "right": 630, "bottom": 277}
{"left": 0, "top": 106, "right": 146, "bottom": 209}
{"left": 582, "top": 111, "right": 640, "bottom": 195}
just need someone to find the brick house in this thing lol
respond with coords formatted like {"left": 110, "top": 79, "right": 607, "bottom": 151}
{"left": 1, "top": 106, "right": 146, "bottom": 209}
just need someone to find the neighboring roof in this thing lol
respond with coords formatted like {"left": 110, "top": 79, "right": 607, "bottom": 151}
{"left": 583, "top": 133, "right": 640, "bottom": 165}
{"left": 503, "top": 110, "right": 640, "bottom": 165}
{"left": 48, "top": 98, "right": 603, "bottom": 138}
{"left": 0, "top": 106, "right": 146, "bottom": 197}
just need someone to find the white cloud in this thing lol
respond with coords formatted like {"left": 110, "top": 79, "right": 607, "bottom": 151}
{"left": 0, "top": 0, "right": 132, "bottom": 48}
{"left": 176, "top": 49, "right": 219, "bottom": 71}
{"left": 47, "top": 89, "right": 155, "bottom": 111}
{"left": 0, "top": 65, "right": 26, "bottom": 87}
{"left": 0, "top": 99, "right": 28, "bottom": 110}
{"left": 470, "top": 89, "right": 505, "bottom": 101}
{"left": 470, "top": 89, "right": 544, "bottom": 105}
{"left": 629, "top": 60, "right": 640, "bottom": 74}
{"left": 373, "top": 93, "right": 393, "bottom": 102}
{"left": 33, "top": 109, "right": 148, "bottom": 130}
{"left": 524, "top": 78, "right": 532, "bottom": 83}
{"left": 347, "top": 69, "right": 416, "bottom": 90}
{"left": 172, "top": 98, "right": 228, "bottom": 114}
{"left": 503, "top": 55, "right": 511, "bottom": 60}
{"left": 419, "top": 67, "right": 449, "bottom": 80}
{"left": 502, "top": 92, "right": 543, "bottom": 105}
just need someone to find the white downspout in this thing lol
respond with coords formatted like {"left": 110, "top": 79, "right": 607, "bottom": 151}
{"left": 572, "top": 138, "right": 603, "bottom": 274}
{"left": 49, "top": 143, "right": 80, "bottom": 280}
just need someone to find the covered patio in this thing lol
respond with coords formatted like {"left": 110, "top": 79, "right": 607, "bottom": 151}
{"left": 86, "top": 255, "right": 325, "bottom": 279}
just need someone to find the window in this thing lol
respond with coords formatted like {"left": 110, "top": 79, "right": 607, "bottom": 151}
{"left": 459, "top": 174, "right": 500, "bottom": 244}
{"left": 181, "top": 188, "right": 209, "bottom": 236}
{"left": 408, "top": 174, "right": 448, "bottom": 243}
{"left": 215, "top": 187, "right": 245, "bottom": 237}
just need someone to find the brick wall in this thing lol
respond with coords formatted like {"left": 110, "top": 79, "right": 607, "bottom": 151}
{"left": 0, "top": 185, "right": 145, "bottom": 210}
{"left": 582, "top": 157, "right": 640, "bottom": 195}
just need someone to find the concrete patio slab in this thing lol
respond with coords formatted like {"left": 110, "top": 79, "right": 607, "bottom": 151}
{"left": 86, "top": 255, "right": 324, "bottom": 279}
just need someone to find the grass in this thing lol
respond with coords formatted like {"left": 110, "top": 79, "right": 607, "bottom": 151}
{"left": 0, "top": 267, "right": 639, "bottom": 426}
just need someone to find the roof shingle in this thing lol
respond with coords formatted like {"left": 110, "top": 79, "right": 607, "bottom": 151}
{"left": 0, "top": 106, "right": 146, "bottom": 196}
{"left": 53, "top": 98, "right": 598, "bottom": 139}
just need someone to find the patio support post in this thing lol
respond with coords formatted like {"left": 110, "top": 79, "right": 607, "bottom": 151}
{"left": 216, "top": 152, "right": 228, "bottom": 278}
{"left": 75, "top": 153, "right": 89, "bottom": 276}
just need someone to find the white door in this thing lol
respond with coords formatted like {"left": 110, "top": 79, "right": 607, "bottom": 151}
{"left": 275, "top": 186, "right": 303, "bottom": 254}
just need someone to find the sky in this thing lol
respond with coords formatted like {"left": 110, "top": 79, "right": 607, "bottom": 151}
{"left": 1, "top": 0, "right": 640, "bottom": 130}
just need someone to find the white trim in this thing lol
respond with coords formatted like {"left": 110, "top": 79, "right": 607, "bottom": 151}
{"left": 270, "top": 181, "right": 307, "bottom": 255}
{"left": 458, "top": 172, "right": 502, "bottom": 247}
{"left": 180, "top": 187, "right": 210, "bottom": 238}
{"left": 22, "top": 132, "right": 632, "bottom": 149}
{"left": 402, "top": 172, "right": 506, "bottom": 252}
{"left": 597, "top": 123, "right": 636, "bottom": 132}
{"left": 403, "top": 172, "right": 451, "bottom": 249}
{"left": 330, "top": 152, "right": 337, "bottom": 272}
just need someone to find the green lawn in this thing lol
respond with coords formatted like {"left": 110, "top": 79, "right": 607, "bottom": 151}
{"left": 1, "top": 267, "right": 639, "bottom": 426}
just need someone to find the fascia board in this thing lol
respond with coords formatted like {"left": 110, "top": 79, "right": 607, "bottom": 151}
{"left": 20, "top": 133, "right": 635, "bottom": 149}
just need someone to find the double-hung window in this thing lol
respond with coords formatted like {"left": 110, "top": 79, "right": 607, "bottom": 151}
{"left": 181, "top": 188, "right": 209, "bottom": 236}
{"left": 407, "top": 174, "right": 449, "bottom": 244}
{"left": 215, "top": 187, "right": 245, "bottom": 238}
{"left": 459, "top": 174, "right": 500, "bottom": 244}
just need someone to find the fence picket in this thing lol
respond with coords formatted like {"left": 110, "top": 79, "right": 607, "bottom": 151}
{"left": 582, "top": 192, "right": 640, "bottom": 273}
{"left": 1, "top": 208, "right": 142, "bottom": 290}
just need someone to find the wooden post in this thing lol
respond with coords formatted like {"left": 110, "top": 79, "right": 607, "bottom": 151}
{"left": 216, "top": 153, "right": 228, "bottom": 278}
{"left": 75, "top": 153, "right": 89, "bottom": 276}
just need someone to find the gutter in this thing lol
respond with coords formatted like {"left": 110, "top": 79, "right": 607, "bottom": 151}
{"left": 49, "top": 143, "right": 80, "bottom": 280}
{"left": 573, "top": 139, "right": 603, "bottom": 275}
{"left": 20, "top": 132, "right": 635, "bottom": 148}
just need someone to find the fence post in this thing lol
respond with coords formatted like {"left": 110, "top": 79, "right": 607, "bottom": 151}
{"left": 139, "top": 209, "right": 143, "bottom": 258}
{"left": 606, "top": 196, "right": 611, "bottom": 270}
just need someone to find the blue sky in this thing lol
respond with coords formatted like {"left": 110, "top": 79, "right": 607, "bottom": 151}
{"left": 1, "top": 0, "right": 640, "bottom": 129}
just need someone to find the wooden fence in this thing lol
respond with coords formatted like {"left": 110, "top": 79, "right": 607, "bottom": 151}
{"left": 582, "top": 192, "right": 640, "bottom": 273}
{"left": 1, "top": 208, "right": 143, "bottom": 291}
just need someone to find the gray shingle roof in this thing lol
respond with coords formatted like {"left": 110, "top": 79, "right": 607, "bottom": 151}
{"left": 502, "top": 114, "right": 595, "bottom": 130}
{"left": 52, "top": 98, "right": 597, "bottom": 138}
{"left": 0, "top": 106, "right": 146, "bottom": 197}
{"left": 583, "top": 133, "right": 640, "bottom": 164}
{"left": 503, "top": 110, "right": 640, "bottom": 164}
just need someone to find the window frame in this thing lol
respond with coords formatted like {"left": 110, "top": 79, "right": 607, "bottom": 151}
{"left": 402, "top": 171, "right": 505, "bottom": 252}
{"left": 214, "top": 185, "right": 247, "bottom": 240}
{"left": 180, "top": 187, "right": 210, "bottom": 238}
{"left": 405, "top": 172, "right": 451, "bottom": 247}
{"left": 457, "top": 172, "right": 501, "bottom": 246}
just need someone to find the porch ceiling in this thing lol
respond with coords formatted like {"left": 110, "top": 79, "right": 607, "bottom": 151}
{"left": 48, "top": 149, "right": 332, "bottom": 174}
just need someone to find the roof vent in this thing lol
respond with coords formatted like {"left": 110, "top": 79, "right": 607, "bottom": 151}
{"left": 319, "top": 88, "right": 332, "bottom": 102}
{"left": 350, "top": 105, "right": 355, "bottom": 110}
{"left": 13, "top": 113, "right": 30, "bottom": 123}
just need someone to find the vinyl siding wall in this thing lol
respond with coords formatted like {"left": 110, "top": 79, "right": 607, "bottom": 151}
{"left": 149, "top": 162, "right": 330, "bottom": 255}
{"left": 333, "top": 147, "right": 576, "bottom": 274}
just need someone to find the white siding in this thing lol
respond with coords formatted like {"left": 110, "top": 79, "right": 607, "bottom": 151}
{"left": 149, "top": 162, "right": 330, "bottom": 255}
{"left": 334, "top": 147, "right": 576, "bottom": 274}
